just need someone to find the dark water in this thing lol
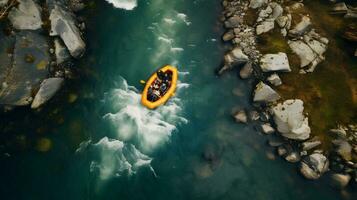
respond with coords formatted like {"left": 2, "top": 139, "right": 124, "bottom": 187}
{"left": 0, "top": 0, "right": 354, "bottom": 199}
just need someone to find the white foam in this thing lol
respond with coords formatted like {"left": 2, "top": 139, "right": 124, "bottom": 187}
{"left": 163, "top": 18, "right": 176, "bottom": 25}
{"left": 103, "top": 77, "right": 188, "bottom": 154}
{"left": 171, "top": 47, "right": 184, "bottom": 53}
{"left": 158, "top": 36, "right": 173, "bottom": 44}
{"left": 177, "top": 13, "right": 191, "bottom": 26}
{"left": 105, "top": 0, "right": 137, "bottom": 10}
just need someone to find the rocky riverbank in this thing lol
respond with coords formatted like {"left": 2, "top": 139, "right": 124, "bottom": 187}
{"left": 0, "top": 0, "right": 86, "bottom": 109}
{"left": 220, "top": 0, "right": 357, "bottom": 191}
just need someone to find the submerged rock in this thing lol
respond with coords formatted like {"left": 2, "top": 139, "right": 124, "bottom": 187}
{"left": 0, "top": 0, "right": 8, "bottom": 6}
{"left": 222, "top": 30, "right": 235, "bottom": 41}
{"left": 0, "top": 31, "right": 49, "bottom": 106}
{"left": 302, "top": 139, "right": 321, "bottom": 151}
{"left": 330, "top": 2, "right": 348, "bottom": 14}
{"left": 253, "top": 82, "right": 281, "bottom": 103}
{"left": 31, "top": 78, "right": 64, "bottom": 109}
{"left": 330, "top": 173, "right": 351, "bottom": 189}
{"left": 239, "top": 62, "right": 253, "bottom": 79}
{"left": 234, "top": 110, "right": 248, "bottom": 124}
{"left": 8, "top": 0, "right": 42, "bottom": 30}
{"left": 49, "top": 4, "right": 85, "bottom": 58}
{"left": 300, "top": 153, "right": 329, "bottom": 180}
{"left": 260, "top": 52, "right": 291, "bottom": 72}
{"left": 219, "top": 47, "right": 249, "bottom": 74}
{"left": 54, "top": 38, "right": 71, "bottom": 65}
{"left": 289, "top": 16, "right": 311, "bottom": 37}
{"left": 272, "top": 99, "right": 311, "bottom": 140}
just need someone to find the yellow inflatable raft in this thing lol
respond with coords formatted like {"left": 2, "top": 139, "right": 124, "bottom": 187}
{"left": 141, "top": 65, "right": 178, "bottom": 109}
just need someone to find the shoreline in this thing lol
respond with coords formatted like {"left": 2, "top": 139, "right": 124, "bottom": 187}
{"left": 219, "top": 0, "right": 357, "bottom": 191}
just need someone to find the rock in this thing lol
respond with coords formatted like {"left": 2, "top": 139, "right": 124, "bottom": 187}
{"left": 258, "top": 6, "right": 272, "bottom": 19}
{"left": 268, "top": 137, "right": 284, "bottom": 147}
{"left": 344, "top": 8, "right": 357, "bottom": 19}
{"left": 332, "top": 139, "right": 352, "bottom": 161}
{"left": 267, "top": 73, "right": 282, "bottom": 86}
{"left": 249, "top": 0, "right": 267, "bottom": 9}
{"left": 239, "top": 62, "right": 253, "bottom": 79}
{"left": 302, "top": 139, "right": 322, "bottom": 151}
{"left": 261, "top": 123, "right": 275, "bottom": 134}
{"left": 330, "top": 173, "right": 351, "bottom": 188}
{"left": 270, "top": 3, "right": 283, "bottom": 19}
{"left": 288, "top": 40, "right": 316, "bottom": 67}
{"left": 285, "top": 152, "right": 300, "bottom": 163}
{"left": 54, "top": 38, "right": 70, "bottom": 65}
{"left": 219, "top": 47, "right": 249, "bottom": 74}
{"left": 8, "top": 0, "right": 42, "bottom": 30}
{"left": 289, "top": 16, "right": 311, "bottom": 37}
{"left": 329, "top": 127, "right": 347, "bottom": 138}
{"left": 276, "top": 15, "right": 288, "bottom": 28}
{"left": 234, "top": 110, "right": 248, "bottom": 124}
{"left": 225, "top": 15, "right": 242, "bottom": 28}
{"left": 253, "top": 82, "right": 281, "bottom": 103}
{"left": 300, "top": 153, "right": 329, "bottom": 180}
{"left": 260, "top": 52, "right": 291, "bottom": 72}
{"left": 69, "top": 0, "right": 85, "bottom": 12}
{"left": 256, "top": 19, "right": 274, "bottom": 35}
{"left": 31, "top": 78, "right": 64, "bottom": 109}
{"left": 222, "top": 30, "right": 235, "bottom": 41}
{"left": 343, "top": 24, "right": 357, "bottom": 42}
{"left": 49, "top": 4, "right": 86, "bottom": 58}
{"left": 277, "top": 146, "right": 287, "bottom": 156}
{"left": 249, "top": 110, "right": 260, "bottom": 121}
{"left": 330, "top": 2, "right": 348, "bottom": 14}
{"left": 272, "top": 99, "right": 311, "bottom": 140}
{"left": 0, "top": 31, "right": 49, "bottom": 106}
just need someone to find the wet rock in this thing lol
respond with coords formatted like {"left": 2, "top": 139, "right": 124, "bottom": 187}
{"left": 261, "top": 123, "right": 275, "bottom": 134}
{"left": 289, "top": 16, "right": 311, "bottom": 37}
{"left": 249, "top": 0, "right": 267, "bottom": 9}
{"left": 49, "top": 4, "right": 86, "bottom": 58}
{"left": 277, "top": 145, "right": 287, "bottom": 156}
{"left": 330, "top": 2, "right": 348, "bottom": 14}
{"left": 0, "top": 31, "right": 49, "bottom": 106}
{"left": 267, "top": 73, "right": 282, "bottom": 86}
{"left": 260, "top": 52, "right": 291, "bottom": 72}
{"left": 332, "top": 139, "right": 352, "bottom": 161}
{"left": 300, "top": 153, "right": 329, "bottom": 180}
{"left": 285, "top": 152, "right": 300, "bottom": 163}
{"left": 8, "top": 0, "right": 42, "bottom": 30}
{"left": 329, "top": 127, "right": 347, "bottom": 138}
{"left": 69, "top": 0, "right": 85, "bottom": 12}
{"left": 54, "top": 38, "right": 70, "bottom": 65}
{"left": 343, "top": 24, "right": 357, "bottom": 42}
{"left": 224, "top": 15, "right": 242, "bottom": 28}
{"left": 219, "top": 47, "right": 249, "bottom": 74}
{"left": 330, "top": 173, "right": 351, "bottom": 189}
{"left": 256, "top": 19, "right": 274, "bottom": 35}
{"left": 234, "top": 110, "right": 248, "bottom": 124}
{"left": 250, "top": 110, "right": 260, "bottom": 121}
{"left": 272, "top": 99, "right": 311, "bottom": 140}
{"left": 253, "top": 82, "right": 281, "bottom": 103}
{"left": 239, "top": 62, "right": 253, "bottom": 79}
{"left": 0, "top": 0, "right": 8, "bottom": 6}
{"left": 344, "top": 8, "right": 357, "bottom": 19}
{"left": 302, "top": 139, "right": 322, "bottom": 151}
{"left": 222, "top": 30, "right": 235, "bottom": 41}
{"left": 268, "top": 137, "right": 284, "bottom": 147}
{"left": 288, "top": 40, "right": 315, "bottom": 67}
{"left": 31, "top": 78, "right": 64, "bottom": 109}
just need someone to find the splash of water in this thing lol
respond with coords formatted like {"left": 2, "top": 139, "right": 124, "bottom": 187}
{"left": 105, "top": 0, "right": 137, "bottom": 10}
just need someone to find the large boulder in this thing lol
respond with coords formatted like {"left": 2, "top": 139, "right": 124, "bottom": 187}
{"left": 49, "top": 4, "right": 85, "bottom": 58}
{"left": 0, "top": 31, "right": 49, "bottom": 106}
{"left": 256, "top": 19, "right": 274, "bottom": 35}
{"left": 288, "top": 40, "right": 316, "bottom": 67}
{"left": 272, "top": 99, "right": 311, "bottom": 140}
{"left": 219, "top": 47, "right": 249, "bottom": 74}
{"left": 300, "top": 153, "right": 329, "bottom": 180}
{"left": 249, "top": 0, "right": 267, "bottom": 9}
{"left": 289, "top": 16, "right": 311, "bottom": 37}
{"left": 54, "top": 38, "right": 70, "bottom": 65}
{"left": 260, "top": 52, "right": 291, "bottom": 72}
{"left": 31, "top": 78, "right": 64, "bottom": 109}
{"left": 253, "top": 82, "right": 281, "bottom": 103}
{"left": 8, "top": 0, "right": 42, "bottom": 30}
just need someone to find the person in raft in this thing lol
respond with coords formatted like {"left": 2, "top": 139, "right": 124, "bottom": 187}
{"left": 148, "top": 70, "right": 171, "bottom": 102}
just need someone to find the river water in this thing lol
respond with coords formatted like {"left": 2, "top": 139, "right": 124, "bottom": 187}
{"left": 0, "top": 0, "right": 353, "bottom": 199}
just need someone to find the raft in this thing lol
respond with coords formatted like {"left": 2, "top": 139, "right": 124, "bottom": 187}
{"left": 141, "top": 65, "right": 178, "bottom": 109}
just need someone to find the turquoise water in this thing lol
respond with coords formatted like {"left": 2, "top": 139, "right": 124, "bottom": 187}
{"left": 0, "top": 0, "right": 353, "bottom": 199}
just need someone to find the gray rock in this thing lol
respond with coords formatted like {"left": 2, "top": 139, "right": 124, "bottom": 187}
{"left": 300, "top": 153, "right": 329, "bottom": 180}
{"left": 345, "top": 8, "right": 357, "bottom": 19}
{"left": 224, "top": 15, "right": 242, "bottom": 28}
{"left": 239, "top": 62, "right": 253, "bottom": 79}
{"left": 253, "top": 82, "right": 281, "bottom": 103}
{"left": 69, "top": 0, "right": 85, "bottom": 12}
{"left": 289, "top": 16, "right": 311, "bottom": 37}
{"left": 330, "top": 127, "right": 347, "bottom": 138}
{"left": 267, "top": 73, "right": 282, "bottom": 86}
{"left": 302, "top": 139, "right": 321, "bottom": 151}
{"left": 260, "top": 52, "right": 291, "bottom": 72}
{"left": 49, "top": 4, "right": 86, "bottom": 58}
{"left": 222, "top": 30, "right": 235, "bottom": 41}
{"left": 258, "top": 6, "right": 272, "bottom": 19}
{"left": 330, "top": 173, "right": 351, "bottom": 188}
{"left": 0, "top": 31, "right": 49, "bottom": 106}
{"left": 332, "top": 139, "right": 352, "bottom": 161}
{"left": 250, "top": 110, "right": 260, "bottom": 121}
{"left": 272, "top": 99, "right": 311, "bottom": 140}
{"left": 219, "top": 47, "right": 249, "bottom": 74}
{"left": 276, "top": 15, "right": 288, "bottom": 28}
{"left": 270, "top": 2, "right": 283, "bottom": 19}
{"left": 8, "top": 0, "right": 42, "bottom": 30}
{"left": 234, "top": 110, "right": 248, "bottom": 124}
{"left": 256, "top": 19, "right": 274, "bottom": 35}
{"left": 288, "top": 40, "right": 316, "bottom": 68}
{"left": 249, "top": 0, "right": 267, "bottom": 9}
{"left": 261, "top": 123, "right": 275, "bottom": 134}
{"left": 330, "top": 2, "right": 348, "bottom": 14}
{"left": 54, "top": 38, "right": 70, "bottom": 65}
{"left": 31, "top": 78, "right": 64, "bottom": 109}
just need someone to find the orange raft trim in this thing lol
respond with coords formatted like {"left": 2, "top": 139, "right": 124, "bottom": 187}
{"left": 141, "top": 65, "right": 178, "bottom": 109}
